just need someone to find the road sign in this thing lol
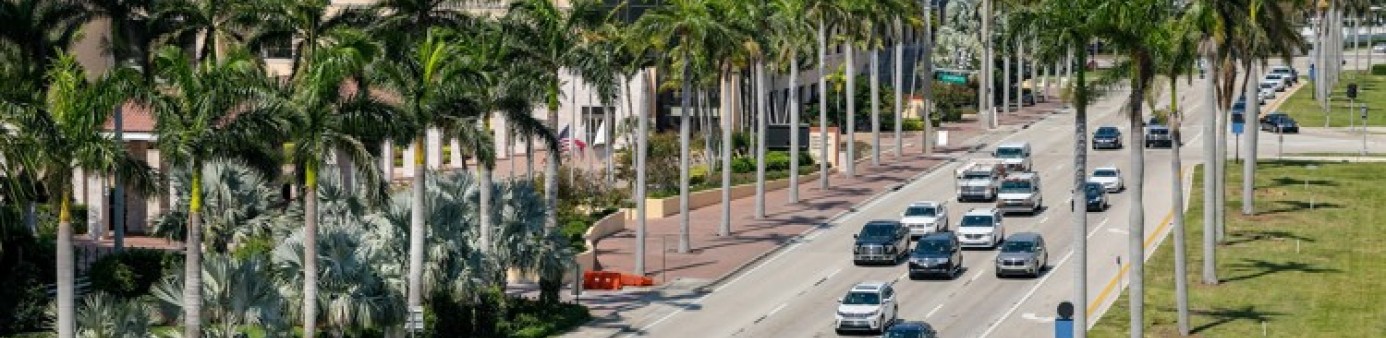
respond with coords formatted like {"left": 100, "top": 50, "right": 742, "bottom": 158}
{"left": 405, "top": 306, "right": 425, "bottom": 332}
{"left": 1054, "top": 319, "right": 1075, "bottom": 338}
{"left": 1232, "top": 122, "right": 1245, "bottom": 135}
{"left": 934, "top": 69, "right": 972, "bottom": 85}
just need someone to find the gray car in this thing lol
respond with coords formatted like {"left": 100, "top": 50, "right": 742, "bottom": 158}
{"left": 994, "top": 232, "right": 1048, "bottom": 278}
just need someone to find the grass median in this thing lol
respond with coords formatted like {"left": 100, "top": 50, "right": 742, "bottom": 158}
{"left": 1090, "top": 161, "right": 1386, "bottom": 337}
{"left": 1277, "top": 72, "right": 1386, "bottom": 128}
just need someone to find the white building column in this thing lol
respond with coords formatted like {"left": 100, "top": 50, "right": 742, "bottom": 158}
{"left": 403, "top": 141, "right": 416, "bottom": 178}
{"left": 380, "top": 140, "right": 394, "bottom": 180}
{"left": 426, "top": 128, "right": 443, "bottom": 169}
{"left": 449, "top": 137, "right": 463, "bottom": 169}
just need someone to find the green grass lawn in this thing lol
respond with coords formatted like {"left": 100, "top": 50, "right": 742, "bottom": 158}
{"left": 1090, "top": 161, "right": 1386, "bottom": 337}
{"left": 1277, "top": 72, "right": 1386, "bottom": 128}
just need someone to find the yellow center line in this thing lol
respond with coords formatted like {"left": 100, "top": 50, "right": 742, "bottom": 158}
{"left": 1085, "top": 166, "right": 1188, "bottom": 318}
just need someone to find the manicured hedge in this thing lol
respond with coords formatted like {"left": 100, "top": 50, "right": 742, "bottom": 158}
{"left": 730, "top": 151, "right": 817, "bottom": 174}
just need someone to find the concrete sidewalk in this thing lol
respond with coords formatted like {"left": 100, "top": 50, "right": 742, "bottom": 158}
{"left": 558, "top": 100, "right": 1066, "bottom": 337}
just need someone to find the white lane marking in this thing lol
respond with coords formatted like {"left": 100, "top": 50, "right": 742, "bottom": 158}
{"left": 969, "top": 269, "right": 985, "bottom": 282}
{"left": 1052, "top": 163, "right": 1065, "bottom": 171}
{"left": 824, "top": 267, "right": 843, "bottom": 281}
{"left": 1039, "top": 216, "right": 1050, "bottom": 224}
{"left": 925, "top": 303, "right": 945, "bottom": 319}
{"left": 1108, "top": 228, "right": 1129, "bottom": 235}
{"left": 1021, "top": 313, "right": 1057, "bottom": 323}
{"left": 978, "top": 249, "right": 1076, "bottom": 338}
{"left": 766, "top": 303, "right": 788, "bottom": 318}
{"left": 1087, "top": 218, "right": 1110, "bottom": 238}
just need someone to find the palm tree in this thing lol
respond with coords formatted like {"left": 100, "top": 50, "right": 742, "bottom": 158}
{"left": 1151, "top": 15, "right": 1201, "bottom": 336}
{"left": 243, "top": 0, "right": 373, "bottom": 81}
{"left": 1234, "top": 0, "right": 1305, "bottom": 216}
{"left": 367, "top": 27, "right": 478, "bottom": 327}
{"left": 807, "top": 0, "right": 846, "bottom": 189}
{"left": 0, "top": 0, "right": 89, "bottom": 84}
{"left": 2, "top": 55, "right": 156, "bottom": 338}
{"left": 144, "top": 46, "right": 284, "bottom": 338}
{"left": 274, "top": 30, "right": 397, "bottom": 337}
{"left": 156, "top": 0, "right": 258, "bottom": 62}
{"left": 504, "top": 0, "right": 607, "bottom": 233}
{"left": 1007, "top": 0, "right": 1104, "bottom": 335}
{"left": 769, "top": 0, "right": 816, "bottom": 203}
{"left": 632, "top": 0, "right": 739, "bottom": 253}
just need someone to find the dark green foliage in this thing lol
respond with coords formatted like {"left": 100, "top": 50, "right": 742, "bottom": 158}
{"left": 729, "top": 151, "right": 816, "bottom": 174}
{"left": 1372, "top": 64, "right": 1386, "bottom": 75}
{"left": 615, "top": 132, "right": 705, "bottom": 193}
{"left": 87, "top": 249, "right": 182, "bottom": 299}
{"left": 427, "top": 288, "right": 590, "bottom": 338}
{"left": 0, "top": 220, "right": 55, "bottom": 335}
{"left": 901, "top": 117, "right": 926, "bottom": 131}
{"left": 932, "top": 82, "right": 975, "bottom": 123}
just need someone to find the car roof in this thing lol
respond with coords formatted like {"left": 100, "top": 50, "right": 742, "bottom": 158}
{"left": 885, "top": 321, "right": 935, "bottom": 332}
{"left": 1270, "top": 66, "right": 1292, "bottom": 71}
{"left": 1096, "top": 125, "right": 1119, "bottom": 130}
{"left": 1147, "top": 125, "right": 1170, "bottom": 130}
{"left": 851, "top": 281, "right": 890, "bottom": 292}
{"left": 866, "top": 220, "right": 901, "bottom": 226}
{"left": 1005, "top": 172, "right": 1038, "bottom": 180}
{"left": 1093, "top": 166, "right": 1119, "bottom": 172}
{"left": 1265, "top": 73, "right": 1282, "bottom": 78}
{"left": 908, "top": 201, "right": 942, "bottom": 208}
{"left": 1008, "top": 232, "right": 1044, "bottom": 243}
{"left": 919, "top": 232, "right": 955, "bottom": 241}
{"left": 998, "top": 142, "right": 1029, "bottom": 148}
{"left": 964, "top": 208, "right": 998, "bottom": 216}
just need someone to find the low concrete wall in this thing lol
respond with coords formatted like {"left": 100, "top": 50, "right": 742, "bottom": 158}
{"left": 631, "top": 172, "right": 822, "bottom": 219}
{"left": 510, "top": 209, "right": 627, "bottom": 284}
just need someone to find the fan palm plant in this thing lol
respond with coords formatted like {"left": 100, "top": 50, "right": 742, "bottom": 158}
{"left": 150, "top": 253, "right": 291, "bottom": 337}
{"left": 2, "top": 55, "right": 156, "bottom": 338}
{"left": 631, "top": 0, "right": 740, "bottom": 253}
{"left": 1006, "top": 0, "right": 1104, "bottom": 335}
{"left": 142, "top": 46, "right": 285, "bottom": 338}
{"left": 151, "top": 159, "right": 284, "bottom": 252}
{"left": 72, "top": 292, "right": 155, "bottom": 338}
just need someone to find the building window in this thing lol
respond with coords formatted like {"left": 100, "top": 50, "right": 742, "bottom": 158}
{"left": 259, "top": 37, "right": 294, "bottom": 60}
{"left": 582, "top": 106, "right": 614, "bottom": 144}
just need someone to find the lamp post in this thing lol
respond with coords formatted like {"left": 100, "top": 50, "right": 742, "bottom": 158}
{"left": 1361, "top": 105, "right": 1369, "bottom": 156}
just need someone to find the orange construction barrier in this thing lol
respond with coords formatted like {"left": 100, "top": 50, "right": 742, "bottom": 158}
{"left": 620, "top": 274, "right": 655, "bottom": 287}
{"left": 582, "top": 271, "right": 624, "bottom": 290}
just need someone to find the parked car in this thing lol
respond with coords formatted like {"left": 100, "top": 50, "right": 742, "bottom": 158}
{"left": 834, "top": 282, "right": 899, "bottom": 334}
{"left": 881, "top": 321, "right": 940, "bottom": 338}
{"left": 1084, "top": 182, "right": 1110, "bottom": 212}
{"left": 1264, "top": 73, "right": 1290, "bottom": 91}
{"left": 908, "top": 232, "right": 964, "bottom": 280}
{"left": 957, "top": 208, "right": 1005, "bottom": 249}
{"left": 1091, "top": 125, "right": 1123, "bottom": 150}
{"left": 900, "top": 201, "right": 949, "bottom": 239}
{"left": 853, "top": 220, "right": 910, "bottom": 265}
{"left": 994, "top": 232, "right": 1048, "bottom": 278}
{"left": 1089, "top": 167, "right": 1125, "bottom": 192}
{"left": 1268, "top": 66, "right": 1298, "bottom": 84}
{"left": 1260, "top": 112, "right": 1300, "bottom": 133}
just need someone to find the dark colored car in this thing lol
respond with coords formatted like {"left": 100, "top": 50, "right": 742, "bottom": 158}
{"left": 853, "top": 220, "right": 910, "bottom": 265}
{"left": 1085, "top": 182, "right": 1109, "bottom": 212}
{"left": 1091, "top": 126, "right": 1123, "bottom": 150}
{"left": 908, "top": 232, "right": 963, "bottom": 279}
{"left": 882, "top": 321, "right": 940, "bottom": 338}
{"left": 1260, "top": 113, "right": 1299, "bottom": 133}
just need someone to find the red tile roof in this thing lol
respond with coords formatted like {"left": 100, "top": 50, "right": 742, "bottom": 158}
{"left": 102, "top": 101, "right": 156, "bottom": 133}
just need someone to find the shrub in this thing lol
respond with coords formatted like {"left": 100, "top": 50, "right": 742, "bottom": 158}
{"left": 1, "top": 221, "right": 55, "bottom": 335}
{"left": 88, "top": 249, "right": 182, "bottom": 299}
{"left": 1373, "top": 64, "right": 1386, "bottom": 75}
{"left": 901, "top": 118, "right": 926, "bottom": 131}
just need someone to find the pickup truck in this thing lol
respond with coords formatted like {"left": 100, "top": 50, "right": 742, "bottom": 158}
{"left": 955, "top": 160, "right": 1006, "bottom": 202}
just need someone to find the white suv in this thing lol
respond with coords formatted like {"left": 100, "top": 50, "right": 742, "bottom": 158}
{"left": 900, "top": 201, "right": 948, "bottom": 239}
{"left": 957, "top": 208, "right": 1005, "bottom": 249}
{"left": 835, "top": 282, "right": 899, "bottom": 334}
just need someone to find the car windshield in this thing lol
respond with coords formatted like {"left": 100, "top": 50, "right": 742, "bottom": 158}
{"left": 884, "top": 330, "right": 925, "bottom": 338}
{"left": 1149, "top": 128, "right": 1169, "bottom": 135}
{"left": 860, "top": 222, "right": 897, "bottom": 237}
{"left": 1095, "top": 127, "right": 1119, "bottom": 136}
{"left": 904, "top": 206, "right": 937, "bottom": 217}
{"left": 1093, "top": 169, "right": 1118, "bottom": 177}
{"left": 996, "top": 147, "right": 1024, "bottom": 158}
{"left": 1000, "top": 241, "right": 1036, "bottom": 253}
{"left": 1085, "top": 183, "right": 1104, "bottom": 196}
{"left": 914, "top": 239, "right": 951, "bottom": 254}
{"left": 842, "top": 291, "right": 881, "bottom": 305}
{"left": 960, "top": 215, "right": 995, "bottom": 227}
{"left": 1260, "top": 83, "right": 1275, "bottom": 89}
{"left": 999, "top": 180, "right": 1033, "bottom": 193}
{"left": 963, "top": 172, "right": 992, "bottom": 180}
{"left": 1265, "top": 74, "right": 1282, "bottom": 80}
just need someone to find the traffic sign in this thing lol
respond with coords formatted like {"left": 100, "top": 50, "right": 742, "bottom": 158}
{"left": 934, "top": 68, "right": 973, "bottom": 85}
{"left": 1232, "top": 122, "right": 1244, "bottom": 135}
{"left": 1054, "top": 319, "right": 1074, "bottom": 338}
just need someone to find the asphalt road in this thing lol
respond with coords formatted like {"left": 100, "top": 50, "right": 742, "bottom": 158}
{"left": 618, "top": 75, "right": 1216, "bottom": 338}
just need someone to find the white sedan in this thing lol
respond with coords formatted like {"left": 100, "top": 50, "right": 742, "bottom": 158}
{"left": 1089, "top": 167, "right": 1125, "bottom": 193}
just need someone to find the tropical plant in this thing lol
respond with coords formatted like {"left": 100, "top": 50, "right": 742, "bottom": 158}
{"left": 152, "top": 160, "right": 285, "bottom": 252}
{"left": 0, "top": 0, "right": 90, "bottom": 87}
{"left": 143, "top": 46, "right": 284, "bottom": 338}
{"left": 150, "top": 253, "right": 291, "bottom": 337}
{"left": 242, "top": 0, "right": 373, "bottom": 80}
{"left": 1151, "top": 13, "right": 1202, "bottom": 336}
{"left": 156, "top": 0, "right": 257, "bottom": 62}
{"left": 71, "top": 292, "right": 155, "bottom": 338}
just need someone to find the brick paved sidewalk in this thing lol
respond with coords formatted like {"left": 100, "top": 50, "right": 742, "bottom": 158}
{"left": 573, "top": 101, "right": 1064, "bottom": 322}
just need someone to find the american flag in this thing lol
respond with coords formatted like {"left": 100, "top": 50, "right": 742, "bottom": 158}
{"left": 557, "top": 125, "right": 586, "bottom": 155}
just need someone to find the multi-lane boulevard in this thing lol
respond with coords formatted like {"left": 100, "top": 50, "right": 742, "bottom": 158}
{"left": 621, "top": 78, "right": 1215, "bottom": 337}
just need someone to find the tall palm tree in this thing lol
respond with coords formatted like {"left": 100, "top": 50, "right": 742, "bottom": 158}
{"left": 505, "top": 0, "right": 607, "bottom": 233}
{"left": 769, "top": 0, "right": 816, "bottom": 203}
{"left": 807, "top": 0, "right": 846, "bottom": 189}
{"left": 156, "top": 0, "right": 258, "bottom": 62}
{"left": 143, "top": 46, "right": 285, "bottom": 338}
{"left": 2, "top": 55, "right": 155, "bottom": 338}
{"left": 367, "top": 27, "right": 478, "bottom": 326}
{"left": 632, "top": 0, "right": 739, "bottom": 253}
{"left": 1151, "top": 15, "right": 1201, "bottom": 336}
{"left": 243, "top": 0, "right": 373, "bottom": 81}
{"left": 1234, "top": 0, "right": 1306, "bottom": 216}
{"left": 274, "top": 30, "right": 397, "bottom": 337}
{"left": 1008, "top": 0, "right": 1103, "bottom": 335}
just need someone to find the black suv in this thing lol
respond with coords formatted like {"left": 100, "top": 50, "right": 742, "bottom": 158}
{"left": 853, "top": 220, "right": 910, "bottom": 265}
{"left": 1084, "top": 182, "right": 1109, "bottom": 212}
{"left": 1091, "top": 126, "right": 1123, "bottom": 150}
{"left": 1260, "top": 113, "right": 1299, "bottom": 133}
{"left": 908, "top": 232, "right": 963, "bottom": 279}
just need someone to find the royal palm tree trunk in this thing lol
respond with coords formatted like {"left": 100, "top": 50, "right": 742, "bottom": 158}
{"left": 1071, "top": 47, "right": 1091, "bottom": 338}
{"left": 26, "top": 202, "right": 38, "bottom": 236}
{"left": 982, "top": 0, "right": 993, "bottom": 128}
{"left": 893, "top": 24, "right": 904, "bottom": 159}
{"left": 789, "top": 57, "right": 802, "bottom": 203}
{"left": 870, "top": 45, "right": 881, "bottom": 166}
{"left": 1127, "top": 70, "right": 1149, "bottom": 338}
{"left": 1214, "top": 65, "right": 1231, "bottom": 243}
{"left": 546, "top": 103, "right": 560, "bottom": 231}
{"left": 184, "top": 169, "right": 205, "bottom": 338}
{"left": 1004, "top": 44, "right": 1011, "bottom": 113}
{"left": 303, "top": 167, "right": 320, "bottom": 338}
{"left": 480, "top": 145, "right": 493, "bottom": 252}
{"left": 606, "top": 100, "right": 615, "bottom": 183}
{"left": 723, "top": 72, "right": 737, "bottom": 232}
{"left": 1170, "top": 79, "right": 1191, "bottom": 337}
{"left": 1202, "top": 54, "right": 1220, "bottom": 285}
{"left": 922, "top": 7, "right": 934, "bottom": 154}
{"left": 114, "top": 106, "right": 125, "bottom": 251}
{"left": 634, "top": 70, "right": 650, "bottom": 275}
{"left": 818, "top": 22, "right": 831, "bottom": 189}
{"left": 1242, "top": 62, "right": 1259, "bottom": 216}
{"left": 406, "top": 136, "right": 426, "bottom": 323}
{"left": 679, "top": 48, "right": 693, "bottom": 254}
{"left": 56, "top": 191, "right": 74, "bottom": 338}
{"left": 754, "top": 61, "right": 767, "bottom": 220}
{"left": 846, "top": 43, "right": 857, "bottom": 178}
